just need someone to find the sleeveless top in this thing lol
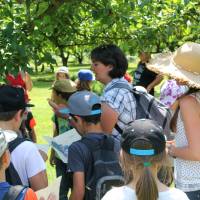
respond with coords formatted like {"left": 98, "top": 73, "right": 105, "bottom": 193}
{"left": 175, "top": 92, "right": 200, "bottom": 192}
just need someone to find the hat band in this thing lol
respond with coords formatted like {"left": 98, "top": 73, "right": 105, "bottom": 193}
{"left": 90, "top": 110, "right": 101, "bottom": 115}
{"left": 130, "top": 148, "right": 155, "bottom": 156}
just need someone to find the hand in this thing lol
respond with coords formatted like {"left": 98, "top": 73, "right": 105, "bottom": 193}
{"left": 166, "top": 141, "right": 176, "bottom": 158}
{"left": 39, "top": 150, "right": 48, "bottom": 162}
{"left": 50, "top": 149, "right": 56, "bottom": 166}
{"left": 39, "top": 193, "right": 56, "bottom": 200}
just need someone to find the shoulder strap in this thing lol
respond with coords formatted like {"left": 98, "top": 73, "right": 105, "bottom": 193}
{"left": 3, "top": 185, "right": 27, "bottom": 200}
{"left": 8, "top": 137, "right": 27, "bottom": 153}
{"left": 105, "top": 82, "right": 132, "bottom": 93}
{"left": 54, "top": 115, "right": 59, "bottom": 135}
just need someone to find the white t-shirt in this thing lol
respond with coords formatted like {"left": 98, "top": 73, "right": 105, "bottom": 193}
{"left": 102, "top": 186, "right": 189, "bottom": 200}
{"left": 11, "top": 141, "right": 46, "bottom": 186}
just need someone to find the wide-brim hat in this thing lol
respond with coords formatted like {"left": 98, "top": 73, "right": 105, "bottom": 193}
{"left": 147, "top": 42, "right": 200, "bottom": 89}
{"left": 51, "top": 79, "right": 77, "bottom": 93}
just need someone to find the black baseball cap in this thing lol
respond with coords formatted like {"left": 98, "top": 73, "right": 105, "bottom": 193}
{"left": 121, "top": 119, "right": 166, "bottom": 156}
{"left": 0, "top": 85, "right": 34, "bottom": 112}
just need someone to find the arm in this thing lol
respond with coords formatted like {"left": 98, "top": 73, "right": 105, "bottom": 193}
{"left": 24, "top": 72, "right": 33, "bottom": 91}
{"left": 29, "top": 170, "right": 48, "bottom": 191}
{"left": 101, "top": 103, "right": 119, "bottom": 134}
{"left": 70, "top": 172, "right": 85, "bottom": 200}
{"left": 169, "top": 95, "right": 200, "bottom": 161}
{"left": 146, "top": 74, "right": 163, "bottom": 93}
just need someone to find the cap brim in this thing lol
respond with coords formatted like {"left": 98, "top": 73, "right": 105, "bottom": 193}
{"left": 26, "top": 103, "right": 34, "bottom": 107}
{"left": 147, "top": 53, "right": 200, "bottom": 89}
{"left": 58, "top": 107, "right": 70, "bottom": 115}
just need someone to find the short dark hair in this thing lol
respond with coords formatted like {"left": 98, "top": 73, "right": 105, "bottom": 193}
{"left": 54, "top": 90, "right": 75, "bottom": 101}
{"left": 91, "top": 44, "right": 128, "bottom": 78}
{"left": 70, "top": 104, "right": 101, "bottom": 125}
{"left": 0, "top": 110, "right": 18, "bottom": 121}
{"left": 0, "top": 109, "right": 25, "bottom": 121}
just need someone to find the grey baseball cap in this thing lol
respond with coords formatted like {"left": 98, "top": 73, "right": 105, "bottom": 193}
{"left": 60, "top": 91, "right": 101, "bottom": 116}
{"left": 0, "top": 129, "right": 17, "bottom": 157}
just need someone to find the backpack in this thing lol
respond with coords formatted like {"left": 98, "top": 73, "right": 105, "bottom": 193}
{"left": 6, "top": 137, "right": 28, "bottom": 186}
{"left": 106, "top": 82, "right": 172, "bottom": 140}
{"left": 82, "top": 135, "right": 124, "bottom": 200}
{"left": 2, "top": 185, "right": 27, "bottom": 200}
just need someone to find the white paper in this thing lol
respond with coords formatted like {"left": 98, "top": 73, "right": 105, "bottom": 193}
{"left": 36, "top": 176, "right": 61, "bottom": 199}
{"left": 43, "top": 128, "right": 81, "bottom": 163}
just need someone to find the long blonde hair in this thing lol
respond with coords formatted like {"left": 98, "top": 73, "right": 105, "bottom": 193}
{"left": 120, "top": 140, "right": 169, "bottom": 200}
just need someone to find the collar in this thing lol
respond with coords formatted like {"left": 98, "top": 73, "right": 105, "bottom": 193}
{"left": 104, "top": 77, "right": 127, "bottom": 93}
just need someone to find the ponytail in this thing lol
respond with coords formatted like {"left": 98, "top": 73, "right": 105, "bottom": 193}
{"left": 136, "top": 166, "right": 158, "bottom": 200}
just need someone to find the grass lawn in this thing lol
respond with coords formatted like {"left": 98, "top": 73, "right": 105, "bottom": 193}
{"left": 29, "top": 62, "right": 164, "bottom": 183}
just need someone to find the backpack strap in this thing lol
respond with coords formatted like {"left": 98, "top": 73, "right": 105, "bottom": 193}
{"left": 6, "top": 137, "right": 28, "bottom": 186}
{"left": 105, "top": 82, "right": 137, "bottom": 135}
{"left": 3, "top": 185, "right": 27, "bottom": 200}
{"left": 54, "top": 114, "right": 59, "bottom": 135}
{"left": 8, "top": 137, "right": 28, "bottom": 153}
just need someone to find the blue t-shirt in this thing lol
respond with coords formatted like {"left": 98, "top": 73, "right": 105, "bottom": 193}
{"left": 68, "top": 133, "right": 120, "bottom": 183}
{"left": 0, "top": 182, "right": 26, "bottom": 200}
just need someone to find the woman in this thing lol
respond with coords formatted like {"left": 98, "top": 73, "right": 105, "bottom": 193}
{"left": 102, "top": 119, "right": 189, "bottom": 200}
{"left": 91, "top": 44, "right": 136, "bottom": 141}
{"left": 147, "top": 42, "right": 200, "bottom": 200}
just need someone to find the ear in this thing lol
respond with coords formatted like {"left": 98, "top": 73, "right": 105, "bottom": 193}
{"left": 14, "top": 110, "right": 22, "bottom": 122}
{"left": 107, "top": 64, "right": 113, "bottom": 71}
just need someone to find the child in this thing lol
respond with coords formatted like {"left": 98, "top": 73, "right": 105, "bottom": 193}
{"left": 102, "top": 119, "right": 189, "bottom": 200}
{"left": 160, "top": 79, "right": 189, "bottom": 111}
{"left": 55, "top": 66, "right": 70, "bottom": 80}
{"left": 76, "top": 69, "right": 94, "bottom": 91}
{"left": 49, "top": 79, "right": 76, "bottom": 200}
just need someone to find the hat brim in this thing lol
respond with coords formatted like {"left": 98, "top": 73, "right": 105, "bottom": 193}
{"left": 147, "top": 53, "right": 200, "bottom": 89}
{"left": 26, "top": 103, "right": 34, "bottom": 107}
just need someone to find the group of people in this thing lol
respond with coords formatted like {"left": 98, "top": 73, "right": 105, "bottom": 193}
{"left": 0, "top": 41, "right": 200, "bottom": 200}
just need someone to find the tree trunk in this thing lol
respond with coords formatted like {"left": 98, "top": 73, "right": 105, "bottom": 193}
{"left": 59, "top": 47, "right": 69, "bottom": 66}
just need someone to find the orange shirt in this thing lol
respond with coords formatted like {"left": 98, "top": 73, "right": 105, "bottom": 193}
{"left": 24, "top": 188, "right": 38, "bottom": 200}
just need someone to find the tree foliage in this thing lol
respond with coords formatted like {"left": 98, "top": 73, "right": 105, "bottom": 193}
{"left": 0, "top": 0, "right": 199, "bottom": 74}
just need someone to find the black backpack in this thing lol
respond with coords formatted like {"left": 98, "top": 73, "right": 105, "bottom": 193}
{"left": 82, "top": 135, "right": 124, "bottom": 200}
{"left": 6, "top": 137, "right": 28, "bottom": 186}
{"left": 106, "top": 83, "right": 173, "bottom": 140}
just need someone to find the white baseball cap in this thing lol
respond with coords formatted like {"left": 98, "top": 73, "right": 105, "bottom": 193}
{"left": 56, "top": 66, "right": 69, "bottom": 74}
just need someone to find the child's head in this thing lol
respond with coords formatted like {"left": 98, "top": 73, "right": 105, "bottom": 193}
{"left": 160, "top": 79, "right": 189, "bottom": 109}
{"left": 51, "top": 79, "right": 77, "bottom": 104}
{"left": 76, "top": 69, "right": 94, "bottom": 91}
{"left": 0, "top": 130, "right": 16, "bottom": 171}
{"left": 121, "top": 119, "right": 167, "bottom": 200}
{"left": 56, "top": 66, "right": 70, "bottom": 80}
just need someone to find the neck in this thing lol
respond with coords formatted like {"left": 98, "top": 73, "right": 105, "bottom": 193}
{"left": 102, "top": 76, "right": 112, "bottom": 85}
{"left": 84, "top": 123, "right": 103, "bottom": 134}
{"left": 0, "top": 171, "right": 6, "bottom": 183}
{"left": 0, "top": 121, "right": 17, "bottom": 132}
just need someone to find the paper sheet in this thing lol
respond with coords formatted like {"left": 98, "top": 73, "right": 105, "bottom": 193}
{"left": 42, "top": 128, "right": 81, "bottom": 163}
{"left": 36, "top": 177, "right": 61, "bottom": 199}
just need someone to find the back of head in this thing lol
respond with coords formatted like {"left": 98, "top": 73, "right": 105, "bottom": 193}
{"left": 0, "top": 85, "right": 33, "bottom": 121}
{"left": 91, "top": 44, "right": 128, "bottom": 79}
{"left": 66, "top": 91, "right": 102, "bottom": 124}
{"left": 121, "top": 119, "right": 167, "bottom": 200}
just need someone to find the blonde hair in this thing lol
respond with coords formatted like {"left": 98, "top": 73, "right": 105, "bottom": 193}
{"left": 76, "top": 80, "right": 92, "bottom": 91}
{"left": 120, "top": 140, "right": 170, "bottom": 200}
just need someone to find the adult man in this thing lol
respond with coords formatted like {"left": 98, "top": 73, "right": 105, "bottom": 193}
{"left": 133, "top": 52, "right": 163, "bottom": 96}
{"left": 66, "top": 91, "right": 121, "bottom": 200}
{"left": 0, "top": 85, "right": 48, "bottom": 191}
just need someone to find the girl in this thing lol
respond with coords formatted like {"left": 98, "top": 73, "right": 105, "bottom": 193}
{"left": 102, "top": 119, "right": 189, "bottom": 200}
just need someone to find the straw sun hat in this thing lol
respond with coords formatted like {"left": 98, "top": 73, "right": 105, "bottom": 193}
{"left": 147, "top": 42, "right": 200, "bottom": 89}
